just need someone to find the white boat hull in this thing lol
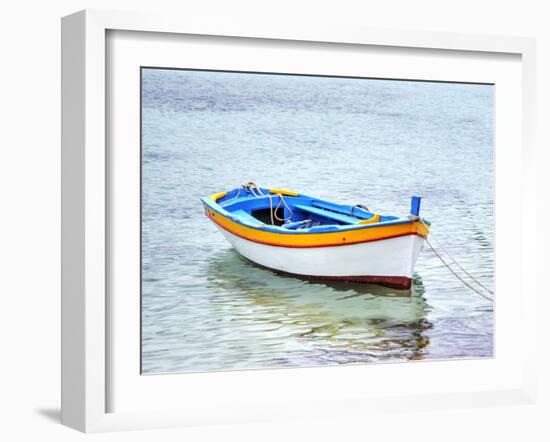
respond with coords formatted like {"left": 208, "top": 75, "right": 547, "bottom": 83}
{"left": 216, "top": 226, "right": 425, "bottom": 289}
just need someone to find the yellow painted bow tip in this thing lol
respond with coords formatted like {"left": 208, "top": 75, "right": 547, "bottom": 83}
{"left": 210, "top": 191, "right": 227, "bottom": 202}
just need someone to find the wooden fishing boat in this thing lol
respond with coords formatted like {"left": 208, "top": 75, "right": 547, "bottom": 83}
{"left": 201, "top": 183, "right": 430, "bottom": 289}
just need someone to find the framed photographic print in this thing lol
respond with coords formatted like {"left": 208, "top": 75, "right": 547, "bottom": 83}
{"left": 61, "top": 9, "right": 537, "bottom": 432}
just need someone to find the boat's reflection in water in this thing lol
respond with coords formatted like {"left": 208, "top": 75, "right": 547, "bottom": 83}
{"left": 207, "top": 249, "right": 433, "bottom": 366}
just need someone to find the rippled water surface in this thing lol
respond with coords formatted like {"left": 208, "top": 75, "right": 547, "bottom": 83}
{"left": 141, "top": 68, "right": 494, "bottom": 374}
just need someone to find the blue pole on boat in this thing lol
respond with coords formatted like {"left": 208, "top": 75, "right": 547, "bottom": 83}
{"left": 410, "top": 196, "right": 422, "bottom": 216}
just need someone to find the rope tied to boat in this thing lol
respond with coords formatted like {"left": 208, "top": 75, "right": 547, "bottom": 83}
{"left": 243, "top": 182, "right": 294, "bottom": 225}
{"left": 410, "top": 215, "right": 494, "bottom": 301}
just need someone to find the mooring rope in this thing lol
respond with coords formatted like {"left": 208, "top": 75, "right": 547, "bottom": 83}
{"left": 419, "top": 217, "right": 494, "bottom": 295}
{"left": 425, "top": 237, "right": 493, "bottom": 301}
{"left": 410, "top": 215, "right": 494, "bottom": 301}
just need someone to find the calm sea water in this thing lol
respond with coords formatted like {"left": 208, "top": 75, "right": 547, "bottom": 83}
{"left": 141, "top": 68, "right": 494, "bottom": 374}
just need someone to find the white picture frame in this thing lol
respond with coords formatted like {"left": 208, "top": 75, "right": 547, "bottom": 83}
{"left": 61, "top": 9, "right": 537, "bottom": 433}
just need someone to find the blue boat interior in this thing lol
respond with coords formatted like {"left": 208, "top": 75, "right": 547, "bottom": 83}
{"left": 207, "top": 187, "right": 403, "bottom": 231}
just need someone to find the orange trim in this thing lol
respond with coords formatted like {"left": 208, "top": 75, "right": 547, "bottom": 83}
{"left": 206, "top": 210, "right": 427, "bottom": 248}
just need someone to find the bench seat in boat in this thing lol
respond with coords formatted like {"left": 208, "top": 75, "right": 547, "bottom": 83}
{"left": 293, "top": 204, "right": 359, "bottom": 224}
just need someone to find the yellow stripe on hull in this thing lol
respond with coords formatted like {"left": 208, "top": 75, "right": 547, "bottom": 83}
{"left": 205, "top": 209, "right": 429, "bottom": 248}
